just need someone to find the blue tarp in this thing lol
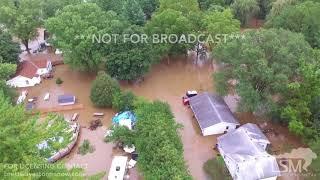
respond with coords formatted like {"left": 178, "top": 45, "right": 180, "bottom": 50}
{"left": 112, "top": 111, "right": 137, "bottom": 124}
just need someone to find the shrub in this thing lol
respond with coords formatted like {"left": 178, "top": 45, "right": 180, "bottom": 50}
{"left": 56, "top": 77, "right": 63, "bottom": 85}
{"left": 78, "top": 139, "right": 94, "bottom": 155}
{"left": 203, "top": 156, "right": 231, "bottom": 180}
{"left": 107, "top": 100, "right": 191, "bottom": 179}
{"left": 112, "top": 90, "right": 136, "bottom": 111}
{"left": 90, "top": 71, "right": 120, "bottom": 107}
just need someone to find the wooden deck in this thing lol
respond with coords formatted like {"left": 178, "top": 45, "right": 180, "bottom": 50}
{"left": 35, "top": 104, "right": 84, "bottom": 114}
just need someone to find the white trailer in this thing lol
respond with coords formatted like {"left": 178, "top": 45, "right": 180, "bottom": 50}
{"left": 108, "top": 156, "right": 128, "bottom": 180}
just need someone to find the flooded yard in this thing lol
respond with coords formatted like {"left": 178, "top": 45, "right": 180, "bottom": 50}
{"left": 22, "top": 53, "right": 217, "bottom": 179}
{"left": 21, "top": 51, "right": 304, "bottom": 179}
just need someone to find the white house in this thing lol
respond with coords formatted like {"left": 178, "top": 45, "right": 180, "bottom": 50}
{"left": 189, "top": 92, "right": 240, "bottom": 136}
{"left": 6, "top": 60, "right": 52, "bottom": 88}
{"left": 217, "top": 123, "right": 280, "bottom": 180}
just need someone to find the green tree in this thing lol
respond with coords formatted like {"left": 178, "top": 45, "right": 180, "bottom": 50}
{"left": 40, "top": 0, "right": 83, "bottom": 19}
{"left": 45, "top": 3, "right": 123, "bottom": 71}
{"left": 122, "top": 0, "right": 145, "bottom": 25}
{"left": 146, "top": 0, "right": 202, "bottom": 57}
{"left": 280, "top": 53, "right": 320, "bottom": 139}
{"left": 202, "top": 8, "right": 240, "bottom": 47}
{"left": 0, "top": 31, "right": 21, "bottom": 64}
{"left": 267, "top": 0, "right": 297, "bottom": 17}
{"left": 0, "top": 0, "right": 42, "bottom": 53}
{"left": 213, "top": 29, "right": 314, "bottom": 113}
{"left": 146, "top": 9, "right": 194, "bottom": 56}
{"left": 158, "top": 0, "right": 200, "bottom": 14}
{"left": 266, "top": 1, "right": 320, "bottom": 48}
{"left": 105, "top": 126, "right": 136, "bottom": 145}
{"left": 257, "top": 0, "right": 272, "bottom": 19}
{"left": 138, "top": 0, "right": 159, "bottom": 19}
{"left": 231, "top": 0, "right": 260, "bottom": 26}
{"left": 93, "top": 0, "right": 125, "bottom": 14}
{"left": 0, "top": 63, "right": 17, "bottom": 102}
{"left": 0, "top": 63, "right": 16, "bottom": 80}
{"left": 90, "top": 71, "right": 120, "bottom": 107}
{"left": 112, "top": 91, "right": 136, "bottom": 111}
{"left": 0, "top": 94, "right": 83, "bottom": 179}
{"left": 309, "top": 140, "right": 320, "bottom": 179}
{"left": 105, "top": 26, "right": 156, "bottom": 80}
{"left": 198, "top": 0, "right": 225, "bottom": 10}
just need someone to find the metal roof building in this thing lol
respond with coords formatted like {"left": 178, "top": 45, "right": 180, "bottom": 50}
{"left": 217, "top": 123, "right": 280, "bottom": 180}
{"left": 189, "top": 92, "right": 240, "bottom": 136}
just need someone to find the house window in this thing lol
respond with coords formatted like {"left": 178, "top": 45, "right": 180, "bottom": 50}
{"left": 26, "top": 80, "right": 29, "bottom": 85}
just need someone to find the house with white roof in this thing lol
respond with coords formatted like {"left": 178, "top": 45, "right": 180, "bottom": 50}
{"left": 189, "top": 92, "right": 240, "bottom": 136}
{"left": 217, "top": 123, "right": 280, "bottom": 180}
{"left": 6, "top": 59, "right": 52, "bottom": 88}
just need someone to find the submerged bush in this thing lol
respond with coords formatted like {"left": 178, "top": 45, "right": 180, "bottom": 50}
{"left": 78, "top": 139, "right": 94, "bottom": 155}
{"left": 90, "top": 71, "right": 120, "bottom": 107}
{"left": 56, "top": 77, "right": 63, "bottom": 85}
{"left": 203, "top": 156, "right": 231, "bottom": 180}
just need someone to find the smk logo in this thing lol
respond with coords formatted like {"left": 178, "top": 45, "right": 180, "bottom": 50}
{"left": 275, "top": 148, "right": 317, "bottom": 175}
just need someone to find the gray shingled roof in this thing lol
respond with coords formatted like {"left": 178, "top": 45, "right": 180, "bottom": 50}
{"left": 189, "top": 92, "right": 239, "bottom": 130}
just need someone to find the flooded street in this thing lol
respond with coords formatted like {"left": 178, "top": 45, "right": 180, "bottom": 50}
{"left": 21, "top": 50, "right": 304, "bottom": 179}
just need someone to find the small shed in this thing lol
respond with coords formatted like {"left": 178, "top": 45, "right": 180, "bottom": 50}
{"left": 189, "top": 92, "right": 240, "bottom": 136}
{"left": 58, "top": 95, "right": 76, "bottom": 106}
{"left": 108, "top": 156, "right": 128, "bottom": 180}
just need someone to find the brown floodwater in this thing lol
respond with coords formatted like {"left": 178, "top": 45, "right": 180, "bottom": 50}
{"left": 23, "top": 52, "right": 216, "bottom": 179}
{"left": 22, "top": 51, "right": 304, "bottom": 180}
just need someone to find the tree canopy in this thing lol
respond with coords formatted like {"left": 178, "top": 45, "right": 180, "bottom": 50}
{"left": 213, "top": 28, "right": 314, "bottom": 113}
{"left": 138, "top": 0, "right": 159, "bottom": 19}
{"left": 90, "top": 71, "right": 120, "bottom": 107}
{"left": 202, "top": 8, "right": 240, "bottom": 47}
{"left": 105, "top": 26, "right": 156, "bottom": 80}
{"left": 231, "top": 0, "right": 260, "bottom": 26}
{"left": 0, "top": 63, "right": 17, "bottom": 102}
{"left": 122, "top": 0, "right": 145, "bottom": 25}
{"left": 146, "top": 9, "right": 194, "bottom": 56}
{"left": 45, "top": 3, "right": 124, "bottom": 71}
{"left": 40, "top": 0, "right": 83, "bottom": 19}
{"left": 0, "top": 0, "right": 42, "bottom": 53}
{"left": 266, "top": 1, "right": 320, "bottom": 48}
{"left": 280, "top": 51, "right": 320, "bottom": 139}
{"left": 198, "top": 0, "right": 225, "bottom": 10}
{"left": 0, "top": 31, "right": 21, "bottom": 64}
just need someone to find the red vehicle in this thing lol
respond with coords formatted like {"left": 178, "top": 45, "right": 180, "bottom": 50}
{"left": 182, "top": 96, "right": 190, "bottom": 105}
